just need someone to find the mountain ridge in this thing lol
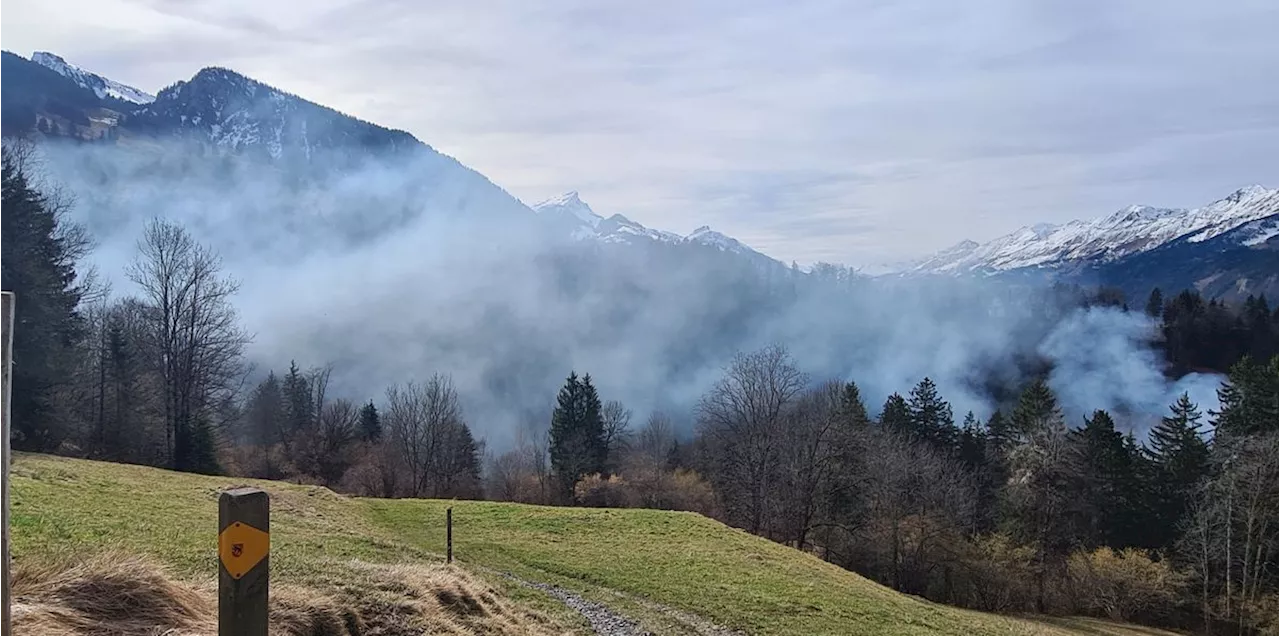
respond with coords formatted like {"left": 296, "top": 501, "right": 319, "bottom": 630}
{"left": 531, "top": 191, "right": 780, "bottom": 267}
{"left": 32, "top": 51, "right": 155, "bottom": 104}
{"left": 913, "top": 185, "right": 1278, "bottom": 275}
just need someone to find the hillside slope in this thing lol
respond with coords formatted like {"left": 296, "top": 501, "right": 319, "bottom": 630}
{"left": 10, "top": 454, "right": 1181, "bottom": 636}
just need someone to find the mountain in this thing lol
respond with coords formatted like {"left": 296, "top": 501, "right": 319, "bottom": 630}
{"left": 915, "top": 186, "right": 1277, "bottom": 274}
{"left": 910, "top": 186, "right": 1279, "bottom": 300}
{"left": 130, "top": 66, "right": 420, "bottom": 161}
{"left": 1083, "top": 212, "right": 1278, "bottom": 301}
{"left": 32, "top": 51, "right": 155, "bottom": 104}
{"left": 3, "top": 50, "right": 761, "bottom": 258}
{"left": 531, "top": 191, "right": 780, "bottom": 268}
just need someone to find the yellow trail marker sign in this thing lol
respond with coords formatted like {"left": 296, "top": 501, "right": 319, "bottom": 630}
{"left": 218, "top": 520, "right": 269, "bottom": 579}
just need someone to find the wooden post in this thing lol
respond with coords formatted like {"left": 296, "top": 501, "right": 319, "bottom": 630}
{"left": 218, "top": 487, "right": 269, "bottom": 636}
{"left": 446, "top": 507, "right": 453, "bottom": 563}
{"left": 1, "top": 291, "right": 15, "bottom": 636}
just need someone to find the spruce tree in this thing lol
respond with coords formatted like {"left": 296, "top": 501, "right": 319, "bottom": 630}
{"left": 549, "top": 371, "right": 606, "bottom": 498}
{"left": 907, "top": 377, "right": 955, "bottom": 450}
{"left": 878, "top": 393, "right": 911, "bottom": 434}
{"left": 956, "top": 411, "right": 986, "bottom": 471}
{"left": 1144, "top": 393, "right": 1210, "bottom": 546}
{"left": 359, "top": 400, "right": 382, "bottom": 442}
{"left": 1144, "top": 287, "right": 1164, "bottom": 318}
{"left": 836, "top": 381, "right": 870, "bottom": 428}
{"left": 1001, "top": 379, "right": 1083, "bottom": 612}
{"left": 1, "top": 146, "right": 89, "bottom": 451}
{"left": 1212, "top": 355, "right": 1279, "bottom": 437}
{"left": 283, "top": 361, "right": 314, "bottom": 434}
{"left": 985, "top": 409, "right": 1013, "bottom": 452}
{"left": 1010, "top": 378, "right": 1062, "bottom": 440}
{"left": 1069, "top": 410, "right": 1147, "bottom": 548}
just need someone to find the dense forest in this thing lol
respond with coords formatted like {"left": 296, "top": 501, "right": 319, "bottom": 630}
{"left": 3, "top": 146, "right": 1277, "bottom": 635}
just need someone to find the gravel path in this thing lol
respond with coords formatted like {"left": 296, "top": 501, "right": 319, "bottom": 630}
{"left": 520, "top": 578, "right": 651, "bottom": 636}
{"left": 498, "top": 570, "right": 745, "bottom": 636}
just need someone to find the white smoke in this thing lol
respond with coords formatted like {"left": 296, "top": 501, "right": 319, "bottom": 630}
{"left": 34, "top": 140, "right": 1220, "bottom": 448}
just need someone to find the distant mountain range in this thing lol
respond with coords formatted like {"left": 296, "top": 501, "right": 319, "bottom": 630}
{"left": 0, "top": 49, "right": 1275, "bottom": 302}
{"left": 907, "top": 186, "right": 1278, "bottom": 301}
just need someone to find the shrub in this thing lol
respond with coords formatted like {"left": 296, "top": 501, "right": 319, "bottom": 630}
{"left": 1066, "top": 547, "right": 1187, "bottom": 621}
{"left": 573, "top": 473, "right": 632, "bottom": 507}
{"left": 952, "top": 533, "right": 1037, "bottom": 613}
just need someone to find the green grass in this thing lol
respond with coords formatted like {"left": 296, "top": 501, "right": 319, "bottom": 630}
{"left": 10, "top": 453, "right": 1181, "bottom": 636}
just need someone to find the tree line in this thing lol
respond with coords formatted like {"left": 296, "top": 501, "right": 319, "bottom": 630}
{"left": 3, "top": 145, "right": 1277, "bottom": 634}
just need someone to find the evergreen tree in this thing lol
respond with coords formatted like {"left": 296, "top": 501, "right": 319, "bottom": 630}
{"left": 956, "top": 411, "right": 986, "bottom": 471}
{"left": 549, "top": 371, "right": 606, "bottom": 497}
{"left": 283, "top": 361, "right": 314, "bottom": 434}
{"left": 1144, "top": 287, "right": 1164, "bottom": 318}
{"left": 245, "top": 372, "right": 285, "bottom": 478}
{"left": 906, "top": 377, "right": 955, "bottom": 450}
{"left": 0, "top": 146, "right": 90, "bottom": 451}
{"left": 1001, "top": 379, "right": 1084, "bottom": 612}
{"left": 985, "top": 409, "right": 1013, "bottom": 452}
{"left": 1069, "top": 410, "right": 1147, "bottom": 548}
{"left": 359, "top": 400, "right": 382, "bottom": 442}
{"left": 1010, "top": 378, "right": 1061, "bottom": 440}
{"left": 878, "top": 393, "right": 911, "bottom": 434}
{"left": 1144, "top": 393, "right": 1210, "bottom": 547}
{"left": 1212, "top": 355, "right": 1279, "bottom": 437}
{"left": 836, "top": 381, "right": 870, "bottom": 428}
{"left": 185, "top": 415, "right": 222, "bottom": 475}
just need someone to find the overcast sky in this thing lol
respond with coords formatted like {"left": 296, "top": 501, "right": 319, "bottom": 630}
{"left": 3, "top": 0, "right": 1277, "bottom": 266}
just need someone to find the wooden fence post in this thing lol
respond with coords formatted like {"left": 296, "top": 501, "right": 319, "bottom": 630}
{"left": 1, "top": 291, "right": 15, "bottom": 636}
{"left": 219, "top": 487, "right": 269, "bottom": 636}
{"left": 446, "top": 507, "right": 453, "bottom": 563}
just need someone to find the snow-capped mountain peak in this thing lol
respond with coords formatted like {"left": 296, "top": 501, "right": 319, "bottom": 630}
{"left": 533, "top": 191, "right": 602, "bottom": 230}
{"left": 686, "top": 225, "right": 746, "bottom": 252}
{"left": 530, "top": 192, "right": 780, "bottom": 268}
{"left": 32, "top": 51, "right": 155, "bottom": 104}
{"left": 914, "top": 186, "right": 1278, "bottom": 274}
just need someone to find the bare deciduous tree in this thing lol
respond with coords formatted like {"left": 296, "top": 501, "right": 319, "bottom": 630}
{"left": 601, "top": 399, "right": 633, "bottom": 472}
{"left": 127, "top": 218, "right": 251, "bottom": 471}
{"left": 697, "top": 343, "right": 807, "bottom": 534}
{"left": 384, "top": 373, "right": 480, "bottom": 497}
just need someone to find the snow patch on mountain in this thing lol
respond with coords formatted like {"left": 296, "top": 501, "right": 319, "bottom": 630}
{"left": 915, "top": 186, "right": 1279, "bottom": 273}
{"left": 32, "top": 51, "right": 155, "bottom": 104}
{"left": 532, "top": 192, "right": 778, "bottom": 266}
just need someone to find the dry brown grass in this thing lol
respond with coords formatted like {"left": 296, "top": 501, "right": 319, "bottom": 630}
{"left": 12, "top": 550, "right": 561, "bottom": 636}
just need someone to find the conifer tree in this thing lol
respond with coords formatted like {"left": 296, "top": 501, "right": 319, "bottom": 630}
{"left": 1145, "top": 393, "right": 1210, "bottom": 547}
{"left": 1212, "top": 355, "right": 1279, "bottom": 437}
{"left": 878, "top": 393, "right": 911, "bottom": 434}
{"left": 1069, "top": 410, "right": 1147, "bottom": 548}
{"left": 1, "top": 146, "right": 90, "bottom": 451}
{"left": 907, "top": 377, "right": 955, "bottom": 450}
{"left": 836, "top": 381, "right": 870, "bottom": 428}
{"left": 1001, "top": 379, "right": 1084, "bottom": 612}
{"left": 359, "top": 400, "right": 382, "bottom": 442}
{"left": 1010, "top": 378, "right": 1061, "bottom": 440}
{"left": 1144, "top": 287, "right": 1164, "bottom": 318}
{"left": 283, "top": 360, "right": 314, "bottom": 434}
{"left": 956, "top": 411, "right": 986, "bottom": 471}
{"left": 549, "top": 371, "right": 606, "bottom": 497}
{"left": 985, "top": 409, "right": 1011, "bottom": 451}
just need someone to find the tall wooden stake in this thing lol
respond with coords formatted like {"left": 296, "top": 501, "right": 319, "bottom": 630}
{"left": 219, "top": 487, "right": 269, "bottom": 636}
{"left": 446, "top": 507, "right": 453, "bottom": 563}
{"left": 1, "top": 291, "right": 15, "bottom": 635}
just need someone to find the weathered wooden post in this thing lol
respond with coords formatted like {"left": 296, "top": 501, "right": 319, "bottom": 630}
{"left": 1, "top": 291, "right": 15, "bottom": 636}
{"left": 219, "top": 487, "right": 269, "bottom": 636}
{"left": 446, "top": 507, "right": 453, "bottom": 563}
